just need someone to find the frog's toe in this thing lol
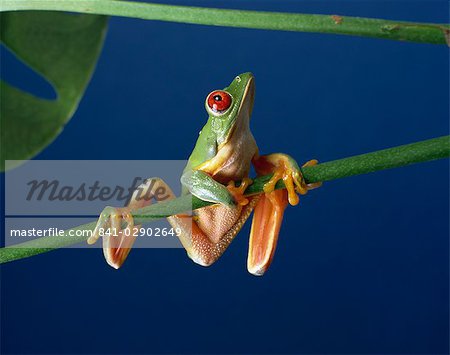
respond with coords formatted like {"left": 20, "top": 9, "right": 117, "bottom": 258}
{"left": 227, "top": 177, "right": 252, "bottom": 206}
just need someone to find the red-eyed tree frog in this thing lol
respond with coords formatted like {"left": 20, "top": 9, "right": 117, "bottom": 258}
{"left": 87, "top": 73, "right": 320, "bottom": 276}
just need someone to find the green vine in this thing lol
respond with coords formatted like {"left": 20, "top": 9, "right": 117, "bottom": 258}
{"left": 1, "top": 135, "right": 448, "bottom": 265}
{"left": 1, "top": 0, "right": 449, "bottom": 45}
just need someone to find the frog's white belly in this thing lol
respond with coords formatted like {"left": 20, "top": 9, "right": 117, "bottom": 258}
{"left": 205, "top": 121, "right": 258, "bottom": 184}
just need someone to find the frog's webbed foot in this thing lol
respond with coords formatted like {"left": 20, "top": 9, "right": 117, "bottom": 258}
{"left": 87, "top": 206, "right": 137, "bottom": 269}
{"left": 88, "top": 178, "right": 177, "bottom": 269}
{"left": 256, "top": 154, "right": 320, "bottom": 206}
{"left": 248, "top": 154, "right": 320, "bottom": 276}
{"left": 226, "top": 177, "right": 252, "bottom": 206}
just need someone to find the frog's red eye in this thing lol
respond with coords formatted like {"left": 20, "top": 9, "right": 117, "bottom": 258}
{"left": 206, "top": 90, "right": 232, "bottom": 114}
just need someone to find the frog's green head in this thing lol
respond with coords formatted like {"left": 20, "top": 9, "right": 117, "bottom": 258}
{"left": 205, "top": 72, "right": 255, "bottom": 147}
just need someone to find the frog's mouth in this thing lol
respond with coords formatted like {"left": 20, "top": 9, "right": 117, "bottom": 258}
{"left": 219, "top": 74, "right": 255, "bottom": 147}
{"left": 238, "top": 75, "right": 255, "bottom": 119}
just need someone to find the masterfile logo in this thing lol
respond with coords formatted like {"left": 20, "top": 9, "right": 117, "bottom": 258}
{"left": 4, "top": 160, "right": 190, "bottom": 249}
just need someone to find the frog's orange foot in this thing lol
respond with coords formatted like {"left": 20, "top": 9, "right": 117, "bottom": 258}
{"left": 87, "top": 206, "right": 138, "bottom": 269}
{"left": 227, "top": 177, "right": 252, "bottom": 206}
{"left": 261, "top": 155, "right": 320, "bottom": 206}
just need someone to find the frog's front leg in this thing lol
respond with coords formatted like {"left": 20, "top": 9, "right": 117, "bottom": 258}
{"left": 248, "top": 153, "right": 320, "bottom": 275}
{"left": 87, "top": 178, "right": 177, "bottom": 269}
{"left": 180, "top": 170, "right": 236, "bottom": 207}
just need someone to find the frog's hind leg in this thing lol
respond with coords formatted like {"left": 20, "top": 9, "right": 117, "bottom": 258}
{"left": 247, "top": 189, "right": 288, "bottom": 276}
{"left": 175, "top": 172, "right": 259, "bottom": 266}
{"left": 248, "top": 154, "right": 319, "bottom": 276}
{"left": 88, "top": 206, "right": 137, "bottom": 269}
{"left": 88, "top": 178, "right": 177, "bottom": 269}
{"left": 169, "top": 195, "right": 260, "bottom": 266}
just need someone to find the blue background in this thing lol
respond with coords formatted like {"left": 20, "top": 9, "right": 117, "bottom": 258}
{"left": 1, "top": 1, "right": 449, "bottom": 354}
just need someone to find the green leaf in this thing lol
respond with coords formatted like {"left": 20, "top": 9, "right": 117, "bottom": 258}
{"left": 0, "top": 11, "right": 108, "bottom": 170}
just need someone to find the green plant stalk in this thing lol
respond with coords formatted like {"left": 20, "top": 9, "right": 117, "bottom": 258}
{"left": 1, "top": 0, "right": 449, "bottom": 45}
{"left": 1, "top": 135, "right": 449, "bottom": 265}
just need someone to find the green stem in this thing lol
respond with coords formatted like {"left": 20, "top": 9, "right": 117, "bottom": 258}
{"left": 1, "top": 135, "right": 449, "bottom": 264}
{"left": 1, "top": 0, "right": 449, "bottom": 45}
